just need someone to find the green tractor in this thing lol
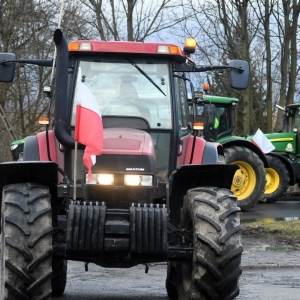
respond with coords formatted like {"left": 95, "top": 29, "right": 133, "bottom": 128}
{"left": 191, "top": 93, "right": 268, "bottom": 211}
{"left": 10, "top": 138, "right": 25, "bottom": 161}
{"left": 246, "top": 103, "right": 300, "bottom": 202}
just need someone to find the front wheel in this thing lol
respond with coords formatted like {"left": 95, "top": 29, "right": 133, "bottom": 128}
{"left": 1, "top": 183, "right": 53, "bottom": 300}
{"left": 176, "top": 187, "right": 243, "bottom": 300}
{"left": 224, "top": 146, "right": 266, "bottom": 211}
{"left": 264, "top": 156, "right": 289, "bottom": 203}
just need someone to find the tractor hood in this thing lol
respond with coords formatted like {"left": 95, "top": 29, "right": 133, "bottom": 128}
{"left": 93, "top": 128, "right": 156, "bottom": 176}
{"left": 247, "top": 132, "right": 296, "bottom": 154}
{"left": 102, "top": 128, "right": 155, "bottom": 156}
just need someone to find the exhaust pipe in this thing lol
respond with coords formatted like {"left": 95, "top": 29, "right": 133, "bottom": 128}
{"left": 53, "top": 29, "right": 75, "bottom": 148}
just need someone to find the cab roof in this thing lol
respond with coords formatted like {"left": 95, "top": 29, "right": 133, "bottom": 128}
{"left": 287, "top": 103, "right": 300, "bottom": 109}
{"left": 203, "top": 95, "right": 239, "bottom": 104}
{"left": 68, "top": 40, "right": 190, "bottom": 63}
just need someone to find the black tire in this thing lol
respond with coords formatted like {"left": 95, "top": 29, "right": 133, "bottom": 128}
{"left": 1, "top": 183, "right": 53, "bottom": 300}
{"left": 224, "top": 146, "right": 266, "bottom": 211}
{"left": 52, "top": 258, "right": 67, "bottom": 296}
{"left": 264, "top": 156, "right": 289, "bottom": 203}
{"left": 166, "top": 263, "right": 177, "bottom": 299}
{"left": 177, "top": 187, "right": 242, "bottom": 300}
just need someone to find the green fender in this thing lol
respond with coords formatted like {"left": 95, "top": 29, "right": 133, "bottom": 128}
{"left": 216, "top": 136, "right": 269, "bottom": 167}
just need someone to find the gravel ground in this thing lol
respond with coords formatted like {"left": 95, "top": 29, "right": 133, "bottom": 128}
{"left": 1, "top": 234, "right": 300, "bottom": 299}
{"left": 238, "top": 236, "right": 300, "bottom": 299}
{"left": 52, "top": 235, "right": 300, "bottom": 300}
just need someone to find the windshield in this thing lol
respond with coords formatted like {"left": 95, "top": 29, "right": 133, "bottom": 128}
{"left": 292, "top": 110, "right": 300, "bottom": 131}
{"left": 196, "top": 105, "right": 229, "bottom": 136}
{"left": 71, "top": 58, "right": 172, "bottom": 129}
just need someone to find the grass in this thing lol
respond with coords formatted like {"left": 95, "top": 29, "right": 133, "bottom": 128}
{"left": 242, "top": 219, "right": 300, "bottom": 241}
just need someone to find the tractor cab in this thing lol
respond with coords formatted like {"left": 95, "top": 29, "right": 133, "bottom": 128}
{"left": 71, "top": 57, "right": 174, "bottom": 185}
{"left": 269, "top": 103, "right": 300, "bottom": 156}
{"left": 285, "top": 104, "right": 300, "bottom": 133}
{"left": 191, "top": 87, "right": 239, "bottom": 141}
{"left": 61, "top": 37, "right": 222, "bottom": 209}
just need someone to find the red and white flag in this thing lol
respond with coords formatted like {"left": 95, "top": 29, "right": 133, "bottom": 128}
{"left": 74, "top": 76, "right": 103, "bottom": 181}
{"left": 251, "top": 128, "right": 275, "bottom": 154}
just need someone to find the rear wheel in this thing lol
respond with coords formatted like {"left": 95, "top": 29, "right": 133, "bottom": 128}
{"left": 224, "top": 146, "right": 266, "bottom": 211}
{"left": 1, "top": 183, "right": 52, "bottom": 300}
{"left": 177, "top": 187, "right": 242, "bottom": 299}
{"left": 264, "top": 156, "right": 289, "bottom": 203}
{"left": 52, "top": 258, "right": 67, "bottom": 296}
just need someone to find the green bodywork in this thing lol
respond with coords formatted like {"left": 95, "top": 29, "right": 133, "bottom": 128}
{"left": 195, "top": 94, "right": 268, "bottom": 166}
{"left": 251, "top": 132, "right": 296, "bottom": 155}
{"left": 10, "top": 138, "right": 25, "bottom": 161}
{"left": 246, "top": 103, "right": 300, "bottom": 157}
{"left": 246, "top": 103, "right": 300, "bottom": 186}
{"left": 203, "top": 95, "right": 239, "bottom": 105}
{"left": 10, "top": 138, "right": 25, "bottom": 149}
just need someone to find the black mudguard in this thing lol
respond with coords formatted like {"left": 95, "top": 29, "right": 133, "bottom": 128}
{"left": 168, "top": 164, "right": 239, "bottom": 228}
{"left": 0, "top": 161, "right": 58, "bottom": 204}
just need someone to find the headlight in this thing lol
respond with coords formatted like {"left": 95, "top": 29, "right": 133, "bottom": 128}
{"left": 124, "top": 175, "right": 153, "bottom": 186}
{"left": 86, "top": 174, "right": 114, "bottom": 185}
{"left": 86, "top": 173, "right": 153, "bottom": 186}
{"left": 10, "top": 144, "right": 18, "bottom": 151}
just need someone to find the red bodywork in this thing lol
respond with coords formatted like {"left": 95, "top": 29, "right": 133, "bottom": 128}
{"left": 36, "top": 128, "right": 155, "bottom": 168}
{"left": 177, "top": 135, "right": 206, "bottom": 168}
{"left": 36, "top": 130, "right": 64, "bottom": 182}
{"left": 37, "top": 131, "right": 57, "bottom": 162}
{"left": 102, "top": 128, "right": 155, "bottom": 157}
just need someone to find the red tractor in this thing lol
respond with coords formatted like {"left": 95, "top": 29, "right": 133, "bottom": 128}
{"left": 0, "top": 30, "right": 249, "bottom": 299}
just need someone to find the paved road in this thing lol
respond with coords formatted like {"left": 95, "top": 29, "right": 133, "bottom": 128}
{"left": 52, "top": 258, "right": 300, "bottom": 300}
{"left": 241, "top": 200, "right": 300, "bottom": 221}
{"left": 50, "top": 201, "right": 300, "bottom": 300}
{"left": 2, "top": 200, "right": 300, "bottom": 299}
{"left": 53, "top": 262, "right": 169, "bottom": 300}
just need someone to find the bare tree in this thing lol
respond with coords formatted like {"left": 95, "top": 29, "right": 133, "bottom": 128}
{"left": 77, "top": 0, "right": 189, "bottom": 41}
{"left": 183, "top": 0, "right": 300, "bottom": 134}
{"left": 0, "top": 0, "right": 60, "bottom": 161}
{"left": 272, "top": 0, "right": 300, "bottom": 130}
{"left": 186, "top": 0, "right": 259, "bottom": 135}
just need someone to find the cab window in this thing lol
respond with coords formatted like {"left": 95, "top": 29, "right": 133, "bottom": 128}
{"left": 174, "top": 75, "right": 190, "bottom": 137}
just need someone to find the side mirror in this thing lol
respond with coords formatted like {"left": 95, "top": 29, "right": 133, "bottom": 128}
{"left": 0, "top": 53, "right": 16, "bottom": 82}
{"left": 194, "top": 90, "right": 203, "bottom": 101}
{"left": 229, "top": 60, "right": 249, "bottom": 90}
{"left": 202, "top": 103, "right": 216, "bottom": 128}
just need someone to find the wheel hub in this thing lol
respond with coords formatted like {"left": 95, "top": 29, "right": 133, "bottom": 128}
{"left": 231, "top": 161, "right": 256, "bottom": 200}
{"left": 233, "top": 174, "right": 243, "bottom": 186}
{"left": 265, "top": 168, "right": 280, "bottom": 194}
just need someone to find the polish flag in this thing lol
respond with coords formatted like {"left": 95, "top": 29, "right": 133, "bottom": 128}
{"left": 74, "top": 79, "right": 103, "bottom": 181}
{"left": 251, "top": 128, "right": 275, "bottom": 154}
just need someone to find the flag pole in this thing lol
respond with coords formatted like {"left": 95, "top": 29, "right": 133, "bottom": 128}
{"left": 73, "top": 140, "right": 78, "bottom": 200}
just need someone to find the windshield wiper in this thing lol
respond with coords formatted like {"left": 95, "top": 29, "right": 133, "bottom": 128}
{"left": 126, "top": 58, "right": 166, "bottom": 96}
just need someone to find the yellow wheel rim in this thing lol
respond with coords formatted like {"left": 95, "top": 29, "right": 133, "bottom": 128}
{"left": 231, "top": 161, "right": 256, "bottom": 201}
{"left": 265, "top": 168, "right": 280, "bottom": 195}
